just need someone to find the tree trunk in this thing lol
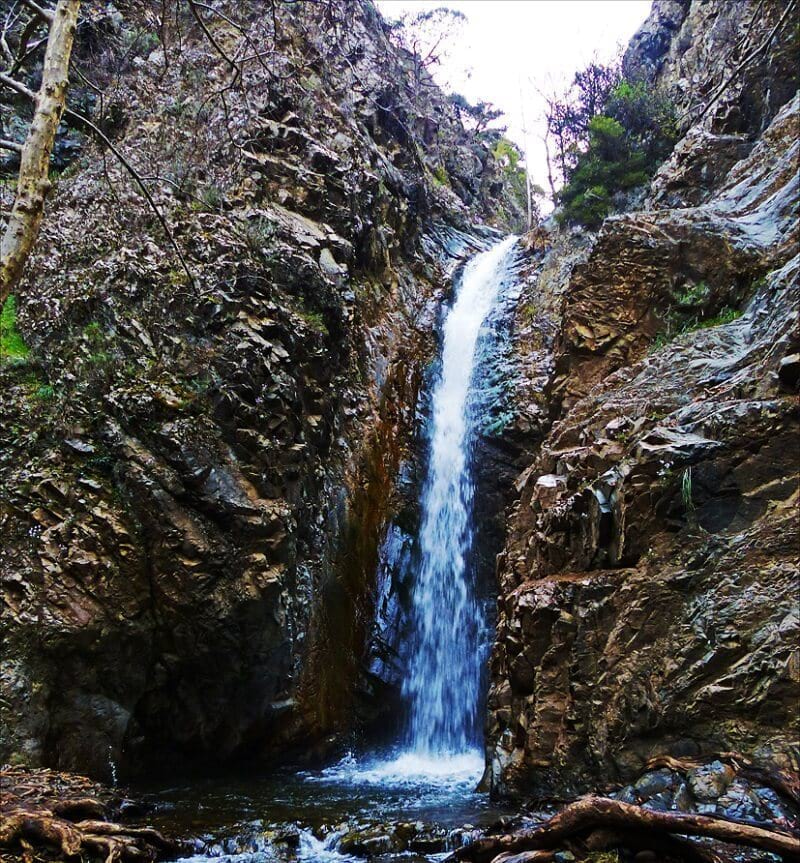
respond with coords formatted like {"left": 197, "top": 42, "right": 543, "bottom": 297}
{"left": 0, "top": 0, "right": 80, "bottom": 304}
{"left": 451, "top": 797, "right": 800, "bottom": 863}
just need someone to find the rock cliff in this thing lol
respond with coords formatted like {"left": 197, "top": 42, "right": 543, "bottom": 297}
{"left": 485, "top": 0, "right": 799, "bottom": 799}
{"left": 0, "top": 0, "right": 522, "bottom": 779}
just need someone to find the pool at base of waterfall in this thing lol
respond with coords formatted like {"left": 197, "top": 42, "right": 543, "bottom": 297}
{"left": 141, "top": 749, "right": 519, "bottom": 863}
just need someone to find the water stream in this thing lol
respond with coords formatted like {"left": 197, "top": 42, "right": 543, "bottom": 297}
{"left": 405, "top": 235, "right": 518, "bottom": 757}
{"left": 152, "top": 237, "right": 521, "bottom": 862}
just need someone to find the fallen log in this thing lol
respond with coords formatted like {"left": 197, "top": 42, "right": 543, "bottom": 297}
{"left": 450, "top": 796, "right": 800, "bottom": 863}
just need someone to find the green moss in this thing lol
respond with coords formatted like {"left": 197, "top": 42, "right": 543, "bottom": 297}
{"left": 674, "top": 281, "right": 710, "bottom": 307}
{"left": 581, "top": 853, "right": 620, "bottom": 863}
{"left": 296, "top": 307, "right": 328, "bottom": 336}
{"left": 692, "top": 306, "right": 743, "bottom": 329}
{"left": 34, "top": 384, "right": 55, "bottom": 401}
{"left": 1, "top": 295, "right": 29, "bottom": 364}
{"left": 431, "top": 164, "right": 451, "bottom": 187}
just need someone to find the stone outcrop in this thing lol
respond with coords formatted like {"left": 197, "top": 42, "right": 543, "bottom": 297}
{"left": 0, "top": 1, "right": 523, "bottom": 778}
{"left": 485, "top": 0, "right": 799, "bottom": 798}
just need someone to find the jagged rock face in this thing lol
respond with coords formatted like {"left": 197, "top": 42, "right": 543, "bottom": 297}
{"left": 0, "top": 1, "right": 521, "bottom": 779}
{"left": 486, "top": 1, "right": 799, "bottom": 798}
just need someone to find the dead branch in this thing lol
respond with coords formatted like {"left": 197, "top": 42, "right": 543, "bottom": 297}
{"left": 0, "top": 138, "right": 23, "bottom": 153}
{"left": 1, "top": 68, "right": 196, "bottom": 289}
{"left": 690, "top": 0, "right": 798, "bottom": 124}
{"left": 63, "top": 105, "right": 196, "bottom": 288}
{"left": 187, "top": 0, "right": 241, "bottom": 87}
{"left": 19, "top": 0, "right": 54, "bottom": 25}
{"left": 450, "top": 797, "right": 800, "bottom": 863}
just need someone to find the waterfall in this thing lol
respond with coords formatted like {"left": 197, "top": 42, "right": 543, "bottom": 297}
{"left": 403, "top": 235, "right": 518, "bottom": 756}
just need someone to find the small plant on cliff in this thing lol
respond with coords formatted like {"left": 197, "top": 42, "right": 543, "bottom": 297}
{"left": 0, "top": 295, "right": 29, "bottom": 365}
{"left": 682, "top": 467, "right": 696, "bottom": 513}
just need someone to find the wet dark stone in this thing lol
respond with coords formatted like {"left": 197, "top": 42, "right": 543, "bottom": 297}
{"left": 687, "top": 760, "right": 734, "bottom": 801}
{"left": 633, "top": 768, "right": 678, "bottom": 800}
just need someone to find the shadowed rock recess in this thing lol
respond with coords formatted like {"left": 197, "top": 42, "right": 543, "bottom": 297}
{"left": 0, "top": 0, "right": 523, "bottom": 779}
{"left": 485, "top": 0, "right": 799, "bottom": 798}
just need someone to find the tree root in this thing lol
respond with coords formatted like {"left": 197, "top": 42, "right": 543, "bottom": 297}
{"left": 450, "top": 796, "right": 800, "bottom": 863}
{"left": 0, "top": 767, "right": 178, "bottom": 863}
{"left": 0, "top": 807, "right": 175, "bottom": 862}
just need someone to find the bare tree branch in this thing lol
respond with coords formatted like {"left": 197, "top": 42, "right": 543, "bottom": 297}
{"left": 689, "top": 0, "right": 797, "bottom": 124}
{"left": 19, "top": 0, "right": 54, "bottom": 25}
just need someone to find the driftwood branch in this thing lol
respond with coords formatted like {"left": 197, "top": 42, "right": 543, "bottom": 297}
{"left": 451, "top": 797, "right": 800, "bottom": 863}
{"left": 0, "top": 808, "right": 176, "bottom": 862}
{"left": 0, "top": 766, "right": 179, "bottom": 863}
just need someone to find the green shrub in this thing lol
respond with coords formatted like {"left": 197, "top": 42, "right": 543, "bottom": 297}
{"left": 650, "top": 305, "right": 743, "bottom": 351}
{"left": 550, "top": 62, "right": 677, "bottom": 227}
{"left": 1, "top": 295, "right": 29, "bottom": 364}
{"left": 431, "top": 164, "right": 451, "bottom": 187}
{"left": 492, "top": 136, "right": 529, "bottom": 209}
{"left": 296, "top": 306, "right": 328, "bottom": 336}
{"left": 691, "top": 306, "right": 743, "bottom": 329}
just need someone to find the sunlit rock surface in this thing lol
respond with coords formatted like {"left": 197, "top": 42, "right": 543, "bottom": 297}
{"left": 485, "top": 0, "right": 799, "bottom": 797}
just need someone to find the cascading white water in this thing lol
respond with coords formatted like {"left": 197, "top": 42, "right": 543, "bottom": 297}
{"left": 403, "top": 235, "right": 518, "bottom": 756}
{"left": 300, "top": 236, "right": 519, "bottom": 791}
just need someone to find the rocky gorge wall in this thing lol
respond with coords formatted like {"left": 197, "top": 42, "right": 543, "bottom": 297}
{"left": 485, "top": 0, "right": 799, "bottom": 799}
{"left": 0, "top": 0, "right": 523, "bottom": 779}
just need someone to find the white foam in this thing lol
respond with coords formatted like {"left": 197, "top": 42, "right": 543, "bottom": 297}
{"left": 305, "top": 749, "right": 484, "bottom": 790}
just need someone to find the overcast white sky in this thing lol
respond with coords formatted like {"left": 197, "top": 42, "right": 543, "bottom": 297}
{"left": 375, "top": 0, "right": 652, "bottom": 204}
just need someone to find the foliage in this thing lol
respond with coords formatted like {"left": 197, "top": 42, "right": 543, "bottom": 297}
{"left": 386, "top": 7, "right": 466, "bottom": 73}
{"left": 492, "top": 137, "right": 530, "bottom": 209}
{"left": 650, "top": 305, "right": 743, "bottom": 351}
{"left": 691, "top": 306, "right": 743, "bottom": 329}
{"left": 546, "top": 59, "right": 677, "bottom": 226}
{"left": 431, "top": 164, "right": 451, "bottom": 187}
{"left": 295, "top": 306, "right": 328, "bottom": 336}
{"left": 0, "top": 295, "right": 29, "bottom": 364}
{"left": 450, "top": 93, "right": 504, "bottom": 133}
{"left": 675, "top": 280, "right": 711, "bottom": 307}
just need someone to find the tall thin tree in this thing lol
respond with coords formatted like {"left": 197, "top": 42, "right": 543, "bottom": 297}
{"left": 1, "top": 0, "right": 80, "bottom": 304}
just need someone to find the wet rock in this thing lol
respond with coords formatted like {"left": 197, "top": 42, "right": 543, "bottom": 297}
{"left": 634, "top": 769, "right": 678, "bottom": 800}
{"left": 486, "top": 10, "right": 799, "bottom": 797}
{"left": 533, "top": 474, "right": 567, "bottom": 509}
{"left": 687, "top": 760, "right": 735, "bottom": 801}
{"left": 0, "top": 0, "right": 524, "bottom": 775}
{"left": 777, "top": 353, "right": 800, "bottom": 388}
